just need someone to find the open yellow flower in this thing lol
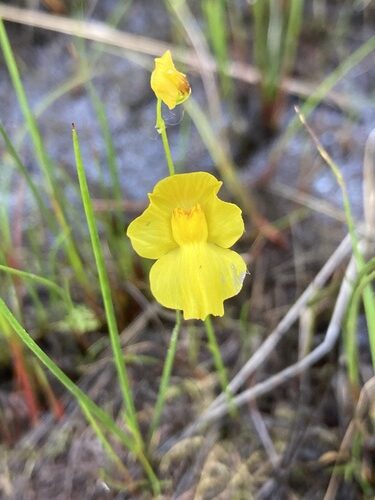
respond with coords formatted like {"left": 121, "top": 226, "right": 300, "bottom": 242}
{"left": 150, "top": 50, "right": 191, "bottom": 110}
{"left": 127, "top": 172, "right": 246, "bottom": 320}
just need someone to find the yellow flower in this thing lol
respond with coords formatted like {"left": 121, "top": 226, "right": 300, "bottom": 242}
{"left": 127, "top": 172, "right": 246, "bottom": 320}
{"left": 150, "top": 50, "right": 191, "bottom": 110}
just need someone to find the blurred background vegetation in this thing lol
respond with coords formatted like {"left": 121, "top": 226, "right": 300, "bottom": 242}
{"left": 0, "top": 0, "right": 374, "bottom": 498}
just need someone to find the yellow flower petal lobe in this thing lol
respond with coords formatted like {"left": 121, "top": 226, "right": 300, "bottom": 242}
{"left": 149, "top": 172, "right": 221, "bottom": 212}
{"left": 150, "top": 243, "right": 247, "bottom": 320}
{"left": 126, "top": 202, "right": 177, "bottom": 259}
{"left": 204, "top": 197, "right": 244, "bottom": 248}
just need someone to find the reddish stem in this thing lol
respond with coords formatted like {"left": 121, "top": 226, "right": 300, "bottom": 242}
{"left": 10, "top": 338, "right": 40, "bottom": 425}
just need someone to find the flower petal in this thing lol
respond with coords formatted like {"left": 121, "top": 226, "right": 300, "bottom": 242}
{"left": 150, "top": 243, "right": 247, "bottom": 320}
{"left": 127, "top": 173, "right": 222, "bottom": 259}
{"left": 204, "top": 197, "right": 244, "bottom": 248}
{"left": 154, "top": 50, "right": 175, "bottom": 72}
{"left": 150, "top": 73, "right": 180, "bottom": 110}
{"left": 149, "top": 172, "right": 222, "bottom": 212}
{"left": 126, "top": 202, "right": 177, "bottom": 259}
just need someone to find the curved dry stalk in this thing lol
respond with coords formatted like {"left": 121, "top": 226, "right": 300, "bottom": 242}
{"left": 209, "top": 235, "right": 351, "bottom": 409}
{"left": 248, "top": 400, "right": 280, "bottom": 468}
{"left": 185, "top": 251, "right": 358, "bottom": 436}
{"left": 208, "top": 255, "right": 355, "bottom": 416}
{"left": 158, "top": 235, "right": 352, "bottom": 452}
{"left": 0, "top": 5, "right": 170, "bottom": 56}
{"left": 267, "top": 180, "right": 346, "bottom": 223}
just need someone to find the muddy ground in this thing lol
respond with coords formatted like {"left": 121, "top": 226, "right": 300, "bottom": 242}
{"left": 0, "top": 1, "right": 375, "bottom": 499}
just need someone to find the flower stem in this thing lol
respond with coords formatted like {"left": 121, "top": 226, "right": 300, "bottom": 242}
{"left": 204, "top": 315, "right": 236, "bottom": 416}
{"left": 156, "top": 98, "right": 175, "bottom": 176}
{"left": 148, "top": 310, "right": 182, "bottom": 446}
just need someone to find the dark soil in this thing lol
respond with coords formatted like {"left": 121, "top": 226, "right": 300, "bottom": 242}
{"left": 0, "top": 1, "right": 375, "bottom": 499}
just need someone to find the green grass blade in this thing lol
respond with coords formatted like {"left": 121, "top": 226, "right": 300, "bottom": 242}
{"left": 278, "top": 35, "right": 375, "bottom": 150}
{"left": 267, "top": 0, "right": 283, "bottom": 99}
{"left": 0, "top": 291, "right": 161, "bottom": 494}
{"left": 0, "top": 123, "right": 53, "bottom": 228}
{"left": 0, "top": 264, "right": 66, "bottom": 300}
{"left": 87, "top": 83, "right": 123, "bottom": 201}
{"left": 345, "top": 270, "right": 375, "bottom": 384}
{"left": 0, "top": 19, "right": 88, "bottom": 290}
{"left": 252, "top": 0, "right": 269, "bottom": 77}
{"left": 202, "top": 0, "right": 231, "bottom": 95}
{"left": 0, "top": 188, "right": 12, "bottom": 253}
{"left": 296, "top": 108, "right": 375, "bottom": 370}
{"left": 71, "top": 126, "right": 143, "bottom": 448}
{"left": 282, "top": 0, "right": 304, "bottom": 75}
{"left": 0, "top": 298, "right": 134, "bottom": 449}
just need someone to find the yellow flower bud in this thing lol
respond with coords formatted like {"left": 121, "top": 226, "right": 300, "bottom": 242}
{"left": 150, "top": 50, "right": 191, "bottom": 110}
